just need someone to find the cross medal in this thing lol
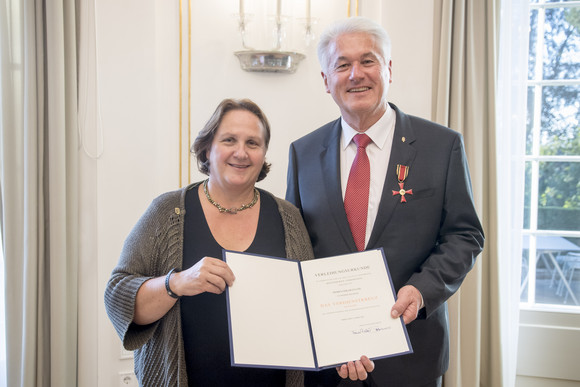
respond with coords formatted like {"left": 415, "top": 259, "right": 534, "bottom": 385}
{"left": 392, "top": 164, "right": 413, "bottom": 203}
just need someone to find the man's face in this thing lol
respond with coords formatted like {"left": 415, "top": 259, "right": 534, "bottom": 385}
{"left": 322, "top": 32, "right": 392, "bottom": 127}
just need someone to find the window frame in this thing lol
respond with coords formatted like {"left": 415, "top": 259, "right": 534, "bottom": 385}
{"left": 520, "top": 0, "right": 580, "bottom": 313}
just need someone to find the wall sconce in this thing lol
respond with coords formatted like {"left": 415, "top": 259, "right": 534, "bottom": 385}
{"left": 234, "top": 0, "right": 315, "bottom": 73}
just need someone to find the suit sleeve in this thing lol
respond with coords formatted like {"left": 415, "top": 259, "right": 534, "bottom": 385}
{"left": 406, "top": 134, "right": 484, "bottom": 317}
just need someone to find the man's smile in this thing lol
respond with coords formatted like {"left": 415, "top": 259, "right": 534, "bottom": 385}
{"left": 348, "top": 87, "right": 371, "bottom": 93}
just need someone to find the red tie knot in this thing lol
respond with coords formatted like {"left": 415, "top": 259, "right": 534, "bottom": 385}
{"left": 353, "top": 133, "right": 372, "bottom": 149}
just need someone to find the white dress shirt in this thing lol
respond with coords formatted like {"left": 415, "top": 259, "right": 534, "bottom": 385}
{"left": 340, "top": 105, "right": 396, "bottom": 249}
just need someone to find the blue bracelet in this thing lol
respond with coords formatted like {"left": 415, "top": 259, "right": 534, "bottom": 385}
{"left": 165, "top": 268, "right": 180, "bottom": 299}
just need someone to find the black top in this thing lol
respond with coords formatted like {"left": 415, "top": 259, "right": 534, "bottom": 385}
{"left": 181, "top": 186, "right": 287, "bottom": 386}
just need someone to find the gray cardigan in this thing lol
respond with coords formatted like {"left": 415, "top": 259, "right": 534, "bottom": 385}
{"left": 104, "top": 184, "right": 314, "bottom": 386}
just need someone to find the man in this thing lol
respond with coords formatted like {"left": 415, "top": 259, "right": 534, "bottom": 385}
{"left": 286, "top": 17, "right": 484, "bottom": 387}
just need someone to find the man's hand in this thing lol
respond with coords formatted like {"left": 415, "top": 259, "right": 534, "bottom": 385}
{"left": 390, "top": 285, "right": 423, "bottom": 324}
{"left": 336, "top": 355, "right": 374, "bottom": 381}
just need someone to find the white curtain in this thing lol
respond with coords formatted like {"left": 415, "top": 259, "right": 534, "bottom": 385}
{"left": 432, "top": 0, "right": 528, "bottom": 386}
{"left": 0, "top": 0, "right": 79, "bottom": 386}
{"left": 494, "top": 0, "right": 529, "bottom": 385}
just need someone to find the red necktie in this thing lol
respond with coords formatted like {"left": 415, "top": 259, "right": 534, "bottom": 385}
{"left": 344, "top": 133, "right": 372, "bottom": 251}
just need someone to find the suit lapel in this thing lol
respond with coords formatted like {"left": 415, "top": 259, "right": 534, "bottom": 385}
{"left": 368, "top": 105, "right": 417, "bottom": 248}
{"left": 320, "top": 119, "right": 358, "bottom": 251}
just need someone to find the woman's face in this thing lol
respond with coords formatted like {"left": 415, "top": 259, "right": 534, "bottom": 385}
{"left": 206, "top": 109, "right": 267, "bottom": 191}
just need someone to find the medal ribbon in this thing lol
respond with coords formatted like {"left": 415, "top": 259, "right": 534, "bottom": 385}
{"left": 392, "top": 164, "right": 413, "bottom": 203}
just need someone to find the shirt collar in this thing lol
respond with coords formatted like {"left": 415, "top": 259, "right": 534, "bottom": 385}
{"left": 341, "top": 104, "right": 395, "bottom": 150}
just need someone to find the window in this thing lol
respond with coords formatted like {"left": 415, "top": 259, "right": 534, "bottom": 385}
{"left": 520, "top": 0, "right": 580, "bottom": 310}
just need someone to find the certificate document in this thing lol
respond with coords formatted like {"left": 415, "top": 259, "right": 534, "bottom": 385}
{"left": 224, "top": 248, "right": 413, "bottom": 370}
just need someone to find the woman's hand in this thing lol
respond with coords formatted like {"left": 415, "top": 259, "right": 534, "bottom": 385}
{"left": 133, "top": 257, "right": 235, "bottom": 325}
{"left": 336, "top": 355, "right": 374, "bottom": 381}
{"left": 171, "top": 257, "right": 236, "bottom": 297}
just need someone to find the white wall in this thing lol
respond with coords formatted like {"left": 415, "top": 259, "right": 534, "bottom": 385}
{"left": 79, "top": 1, "right": 435, "bottom": 385}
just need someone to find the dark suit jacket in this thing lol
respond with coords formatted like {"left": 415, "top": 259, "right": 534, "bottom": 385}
{"left": 286, "top": 104, "right": 484, "bottom": 386}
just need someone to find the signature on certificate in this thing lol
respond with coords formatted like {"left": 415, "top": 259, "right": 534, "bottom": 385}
{"left": 351, "top": 326, "right": 391, "bottom": 335}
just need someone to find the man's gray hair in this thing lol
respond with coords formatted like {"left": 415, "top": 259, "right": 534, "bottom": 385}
{"left": 317, "top": 17, "right": 391, "bottom": 73}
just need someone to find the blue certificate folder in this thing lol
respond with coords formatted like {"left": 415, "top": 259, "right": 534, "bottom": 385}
{"left": 224, "top": 248, "right": 413, "bottom": 371}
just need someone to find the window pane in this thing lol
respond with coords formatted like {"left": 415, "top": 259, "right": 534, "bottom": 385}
{"left": 543, "top": 8, "right": 580, "bottom": 80}
{"left": 531, "top": 235, "right": 580, "bottom": 306}
{"left": 537, "top": 161, "right": 580, "bottom": 231}
{"left": 532, "top": 243, "right": 556, "bottom": 306}
{"left": 521, "top": 237, "right": 530, "bottom": 302}
{"left": 526, "top": 86, "right": 536, "bottom": 155}
{"left": 523, "top": 161, "right": 532, "bottom": 230}
{"left": 528, "top": 9, "right": 538, "bottom": 80}
{"left": 540, "top": 85, "right": 580, "bottom": 156}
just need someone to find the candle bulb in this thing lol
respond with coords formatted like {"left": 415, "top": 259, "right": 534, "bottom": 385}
{"left": 347, "top": 0, "right": 351, "bottom": 17}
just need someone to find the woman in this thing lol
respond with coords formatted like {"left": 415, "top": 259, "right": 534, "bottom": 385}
{"left": 104, "top": 99, "right": 314, "bottom": 386}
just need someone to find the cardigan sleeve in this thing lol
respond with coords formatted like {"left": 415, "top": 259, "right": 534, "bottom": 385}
{"left": 275, "top": 196, "right": 313, "bottom": 387}
{"left": 104, "top": 190, "right": 184, "bottom": 350}
{"left": 275, "top": 196, "right": 315, "bottom": 263}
